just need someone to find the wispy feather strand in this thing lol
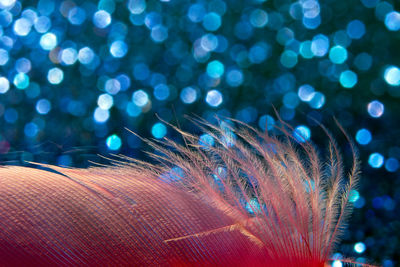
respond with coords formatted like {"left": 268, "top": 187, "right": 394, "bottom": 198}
{"left": 0, "top": 117, "right": 377, "bottom": 266}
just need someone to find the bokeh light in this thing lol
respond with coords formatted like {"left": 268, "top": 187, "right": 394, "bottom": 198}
{"left": 368, "top": 153, "right": 384, "bottom": 168}
{"left": 151, "top": 122, "right": 167, "bottom": 139}
{"left": 293, "top": 125, "right": 311, "bottom": 143}
{"left": 93, "top": 10, "right": 111, "bottom": 28}
{"left": 106, "top": 134, "right": 122, "bottom": 150}
{"left": 367, "top": 100, "right": 384, "bottom": 118}
{"left": 385, "top": 11, "right": 400, "bottom": 31}
{"left": 356, "top": 128, "right": 372, "bottom": 145}
{"left": 339, "top": 70, "right": 358, "bottom": 88}
{"left": 132, "top": 90, "right": 149, "bottom": 107}
{"left": 383, "top": 66, "right": 400, "bottom": 86}
{"left": 354, "top": 242, "right": 366, "bottom": 254}
{"left": 47, "top": 67, "right": 64, "bottom": 85}
{"left": 206, "top": 90, "right": 223, "bottom": 107}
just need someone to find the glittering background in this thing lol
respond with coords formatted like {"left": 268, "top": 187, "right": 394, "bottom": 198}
{"left": 0, "top": 0, "right": 399, "bottom": 265}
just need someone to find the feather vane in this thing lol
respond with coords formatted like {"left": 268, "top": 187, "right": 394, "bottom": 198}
{"left": 0, "top": 118, "right": 371, "bottom": 266}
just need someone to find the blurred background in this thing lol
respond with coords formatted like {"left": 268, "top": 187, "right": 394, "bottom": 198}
{"left": 0, "top": 0, "right": 398, "bottom": 265}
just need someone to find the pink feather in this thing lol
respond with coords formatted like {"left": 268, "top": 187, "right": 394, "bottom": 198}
{"left": 0, "top": 118, "right": 376, "bottom": 266}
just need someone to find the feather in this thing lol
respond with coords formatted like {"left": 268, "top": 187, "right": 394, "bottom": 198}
{"left": 0, "top": 118, "right": 376, "bottom": 266}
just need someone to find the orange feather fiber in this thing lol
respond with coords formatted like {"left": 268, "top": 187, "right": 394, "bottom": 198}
{"left": 0, "top": 117, "right": 374, "bottom": 266}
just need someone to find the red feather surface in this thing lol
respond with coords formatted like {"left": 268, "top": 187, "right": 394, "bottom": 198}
{"left": 0, "top": 119, "right": 373, "bottom": 266}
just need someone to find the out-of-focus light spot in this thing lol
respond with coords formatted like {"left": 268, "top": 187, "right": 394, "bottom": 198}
{"left": 329, "top": 45, "right": 348, "bottom": 64}
{"left": 206, "top": 89, "right": 223, "bottom": 107}
{"left": 4, "top": 108, "right": 18, "bottom": 123}
{"left": 116, "top": 74, "right": 131, "bottom": 91}
{"left": 276, "top": 27, "right": 294, "bottom": 46}
{"left": 133, "top": 63, "right": 150, "bottom": 80}
{"left": 356, "top": 128, "right": 372, "bottom": 145}
{"left": 132, "top": 89, "right": 149, "bottom": 107}
{"left": 68, "top": 6, "right": 86, "bottom": 25}
{"left": 78, "top": 47, "right": 95, "bottom": 64}
{"left": 354, "top": 242, "right": 366, "bottom": 254}
{"left": 226, "top": 69, "right": 243, "bottom": 87}
{"left": 110, "top": 40, "right": 128, "bottom": 58}
{"left": 126, "top": 102, "right": 141, "bottom": 117}
{"left": 0, "top": 0, "right": 16, "bottom": 9}
{"left": 144, "top": 12, "right": 162, "bottom": 29}
{"left": 383, "top": 260, "right": 394, "bottom": 267}
{"left": 97, "top": 93, "right": 114, "bottom": 110}
{"left": 22, "top": 9, "right": 38, "bottom": 24}
{"left": 302, "top": 15, "right": 321, "bottom": 29}
{"left": 367, "top": 100, "right": 384, "bottom": 118}
{"left": 93, "top": 10, "right": 111, "bottom": 29}
{"left": 236, "top": 107, "right": 257, "bottom": 123}
{"left": 245, "top": 198, "right": 261, "bottom": 214}
{"left": 283, "top": 92, "right": 299, "bottom": 108}
{"left": 368, "top": 153, "right": 384, "bottom": 168}
{"left": 298, "top": 84, "right": 315, "bottom": 102}
{"left": 349, "top": 190, "right": 360, "bottom": 203}
{"left": 40, "top": 32, "right": 57, "bottom": 50}
{"left": 333, "top": 260, "right": 343, "bottom": 267}
{"left": 309, "top": 92, "right": 325, "bottom": 109}
{"left": 377, "top": 4, "right": 393, "bottom": 21}
{"left": 258, "top": 115, "right": 275, "bottom": 131}
{"left": 250, "top": 9, "right": 268, "bottom": 28}
{"left": 339, "top": 70, "right": 358, "bottom": 88}
{"left": 128, "top": 0, "right": 146, "bottom": 14}
{"left": 385, "top": 158, "right": 399, "bottom": 172}
{"left": 94, "top": 107, "right": 110, "bottom": 123}
{"left": 383, "top": 65, "right": 400, "bottom": 86}
{"left": 106, "top": 134, "right": 122, "bottom": 150}
{"left": 294, "top": 125, "right": 311, "bottom": 143}
{"left": 36, "top": 99, "right": 51, "bottom": 114}
{"left": 280, "top": 107, "right": 294, "bottom": 121}
{"left": 311, "top": 34, "right": 329, "bottom": 57}
{"left": 105, "top": 78, "right": 121, "bottom": 95}
{"left": 280, "top": 50, "right": 298, "bottom": 68}
{"left": 153, "top": 83, "right": 169, "bottom": 100}
{"left": 207, "top": 60, "right": 224, "bottom": 78}
{"left": 248, "top": 42, "right": 270, "bottom": 63}
{"left": 361, "top": 0, "right": 379, "bottom": 8}
{"left": 354, "top": 53, "right": 372, "bottom": 71}
{"left": 0, "top": 77, "right": 10, "bottom": 93}
{"left": 199, "top": 133, "right": 214, "bottom": 148}
{"left": 200, "top": 33, "right": 218, "bottom": 52}
{"left": 221, "top": 124, "right": 236, "bottom": 147}
{"left": 347, "top": 20, "right": 366, "bottom": 39}
{"left": 0, "top": 49, "right": 9, "bottom": 66}
{"left": 34, "top": 16, "right": 51, "bottom": 33}
{"left": 47, "top": 67, "right": 64, "bottom": 84}
{"left": 160, "top": 166, "right": 184, "bottom": 183}
{"left": 61, "top": 48, "right": 78, "bottom": 65}
{"left": 299, "top": 41, "right": 313, "bottom": 59}
{"left": 151, "top": 25, "right": 168, "bottom": 42}
{"left": 384, "top": 11, "right": 400, "bottom": 31}
{"left": 13, "top": 18, "right": 32, "bottom": 36}
{"left": 13, "top": 73, "right": 29, "bottom": 89}
{"left": 353, "top": 196, "right": 366, "bottom": 208}
{"left": 180, "top": 86, "right": 197, "bottom": 104}
{"left": 15, "top": 58, "right": 31, "bottom": 73}
{"left": 334, "top": 30, "right": 351, "bottom": 47}
{"left": 289, "top": 2, "right": 302, "bottom": 19}
{"left": 151, "top": 122, "right": 167, "bottom": 139}
{"left": 188, "top": 3, "right": 206, "bottom": 23}
{"left": 24, "top": 122, "right": 39, "bottom": 137}
{"left": 202, "top": 12, "right": 221, "bottom": 31}
{"left": 302, "top": 0, "right": 320, "bottom": 18}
